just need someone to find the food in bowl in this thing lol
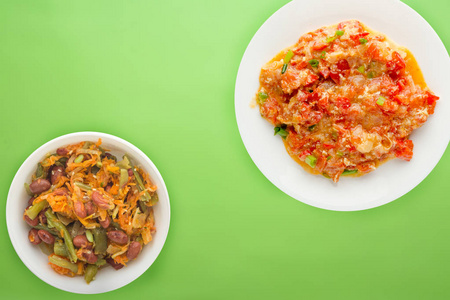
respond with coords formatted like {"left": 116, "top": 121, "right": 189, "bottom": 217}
{"left": 256, "top": 20, "right": 439, "bottom": 182}
{"left": 23, "top": 139, "right": 158, "bottom": 284}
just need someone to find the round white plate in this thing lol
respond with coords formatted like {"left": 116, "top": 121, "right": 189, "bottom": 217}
{"left": 6, "top": 132, "right": 170, "bottom": 293}
{"left": 235, "top": 0, "right": 450, "bottom": 211}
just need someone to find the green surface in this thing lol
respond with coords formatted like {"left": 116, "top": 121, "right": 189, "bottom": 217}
{"left": 1, "top": 0, "right": 449, "bottom": 299}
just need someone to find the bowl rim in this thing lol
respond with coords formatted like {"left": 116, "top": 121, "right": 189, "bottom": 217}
{"left": 6, "top": 131, "right": 170, "bottom": 294}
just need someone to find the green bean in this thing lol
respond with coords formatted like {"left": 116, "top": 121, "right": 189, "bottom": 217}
{"left": 49, "top": 255, "right": 78, "bottom": 273}
{"left": 91, "top": 165, "right": 100, "bottom": 174}
{"left": 25, "top": 200, "right": 48, "bottom": 220}
{"left": 74, "top": 154, "right": 84, "bottom": 163}
{"left": 85, "top": 230, "right": 94, "bottom": 243}
{"left": 150, "top": 192, "right": 159, "bottom": 206}
{"left": 38, "top": 243, "right": 53, "bottom": 256}
{"left": 110, "top": 221, "right": 121, "bottom": 230}
{"left": 119, "top": 168, "right": 129, "bottom": 188}
{"left": 54, "top": 239, "right": 69, "bottom": 257}
{"left": 74, "top": 181, "right": 92, "bottom": 191}
{"left": 83, "top": 141, "right": 92, "bottom": 149}
{"left": 132, "top": 168, "right": 151, "bottom": 202}
{"left": 92, "top": 227, "right": 107, "bottom": 255}
{"left": 116, "top": 155, "right": 131, "bottom": 169}
{"left": 35, "top": 163, "right": 45, "bottom": 178}
{"left": 95, "top": 258, "right": 106, "bottom": 267}
{"left": 69, "top": 221, "right": 82, "bottom": 238}
{"left": 24, "top": 183, "right": 34, "bottom": 196}
{"left": 139, "top": 200, "right": 149, "bottom": 214}
{"left": 56, "top": 157, "right": 68, "bottom": 167}
{"left": 45, "top": 210, "right": 77, "bottom": 262}
{"left": 84, "top": 264, "right": 98, "bottom": 284}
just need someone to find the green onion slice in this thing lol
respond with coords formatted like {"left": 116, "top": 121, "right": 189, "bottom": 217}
{"left": 305, "top": 155, "right": 317, "bottom": 168}
{"left": 284, "top": 50, "right": 294, "bottom": 64}
{"left": 258, "top": 92, "right": 268, "bottom": 104}
{"left": 274, "top": 126, "right": 288, "bottom": 138}
{"left": 342, "top": 169, "right": 358, "bottom": 175}
{"left": 308, "top": 59, "right": 319, "bottom": 68}
{"left": 326, "top": 36, "right": 336, "bottom": 43}
{"left": 336, "top": 30, "right": 344, "bottom": 36}
{"left": 357, "top": 65, "right": 365, "bottom": 74}
{"left": 377, "top": 96, "right": 386, "bottom": 106}
{"left": 319, "top": 51, "right": 326, "bottom": 59}
{"left": 359, "top": 38, "right": 368, "bottom": 44}
{"left": 281, "top": 63, "right": 288, "bottom": 74}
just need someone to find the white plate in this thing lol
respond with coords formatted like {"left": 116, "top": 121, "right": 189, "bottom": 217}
{"left": 235, "top": 0, "right": 450, "bottom": 211}
{"left": 6, "top": 132, "right": 170, "bottom": 293}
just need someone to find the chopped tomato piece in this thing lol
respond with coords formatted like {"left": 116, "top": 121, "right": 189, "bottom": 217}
{"left": 337, "top": 20, "right": 363, "bottom": 32}
{"left": 329, "top": 71, "right": 340, "bottom": 84}
{"left": 356, "top": 162, "right": 376, "bottom": 173}
{"left": 335, "top": 97, "right": 351, "bottom": 110}
{"left": 394, "top": 139, "right": 414, "bottom": 161}
{"left": 312, "top": 41, "right": 328, "bottom": 51}
{"left": 426, "top": 91, "right": 439, "bottom": 106}
{"left": 260, "top": 98, "right": 280, "bottom": 125}
{"left": 319, "top": 67, "right": 330, "bottom": 79}
{"left": 336, "top": 59, "right": 350, "bottom": 72}
{"left": 350, "top": 31, "right": 370, "bottom": 44}
{"left": 426, "top": 91, "right": 439, "bottom": 114}
{"left": 365, "top": 42, "right": 382, "bottom": 60}
{"left": 304, "top": 73, "right": 319, "bottom": 86}
{"left": 286, "top": 130, "right": 305, "bottom": 151}
{"left": 386, "top": 51, "right": 406, "bottom": 80}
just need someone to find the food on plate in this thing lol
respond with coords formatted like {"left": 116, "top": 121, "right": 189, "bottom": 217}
{"left": 256, "top": 20, "right": 439, "bottom": 182}
{"left": 23, "top": 139, "right": 158, "bottom": 283}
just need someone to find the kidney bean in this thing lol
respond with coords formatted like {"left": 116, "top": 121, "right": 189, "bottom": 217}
{"left": 74, "top": 201, "right": 87, "bottom": 218}
{"left": 50, "top": 165, "right": 65, "bottom": 185}
{"left": 81, "top": 249, "right": 98, "bottom": 264}
{"left": 91, "top": 191, "right": 110, "bottom": 210}
{"left": 85, "top": 201, "right": 97, "bottom": 216}
{"left": 38, "top": 229, "right": 55, "bottom": 244}
{"left": 29, "top": 179, "right": 51, "bottom": 194}
{"left": 56, "top": 147, "right": 68, "bottom": 156}
{"left": 106, "top": 257, "right": 124, "bottom": 270}
{"left": 126, "top": 241, "right": 142, "bottom": 260}
{"left": 28, "top": 229, "right": 41, "bottom": 245}
{"left": 106, "top": 230, "right": 128, "bottom": 245}
{"left": 38, "top": 208, "right": 48, "bottom": 225}
{"left": 24, "top": 212, "right": 39, "bottom": 226}
{"left": 127, "top": 168, "right": 134, "bottom": 177}
{"left": 99, "top": 215, "right": 111, "bottom": 229}
{"left": 73, "top": 235, "right": 89, "bottom": 248}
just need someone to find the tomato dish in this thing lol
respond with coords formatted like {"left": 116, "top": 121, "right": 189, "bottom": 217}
{"left": 256, "top": 20, "right": 439, "bottom": 182}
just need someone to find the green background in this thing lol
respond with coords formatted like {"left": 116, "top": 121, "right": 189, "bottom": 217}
{"left": 1, "top": 0, "right": 449, "bottom": 299}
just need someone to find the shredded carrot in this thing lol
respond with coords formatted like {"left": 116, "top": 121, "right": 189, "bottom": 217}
{"left": 113, "top": 253, "right": 129, "bottom": 266}
{"left": 95, "top": 138, "right": 102, "bottom": 147}
{"left": 77, "top": 262, "right": 84, "bottom": 275}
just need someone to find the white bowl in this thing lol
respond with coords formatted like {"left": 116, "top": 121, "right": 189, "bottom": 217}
{"left": 235, "top": 0, "right": 450, "bottom": 211}
{"left": 6, "top": 132, "right": 170, "bottom": 294}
